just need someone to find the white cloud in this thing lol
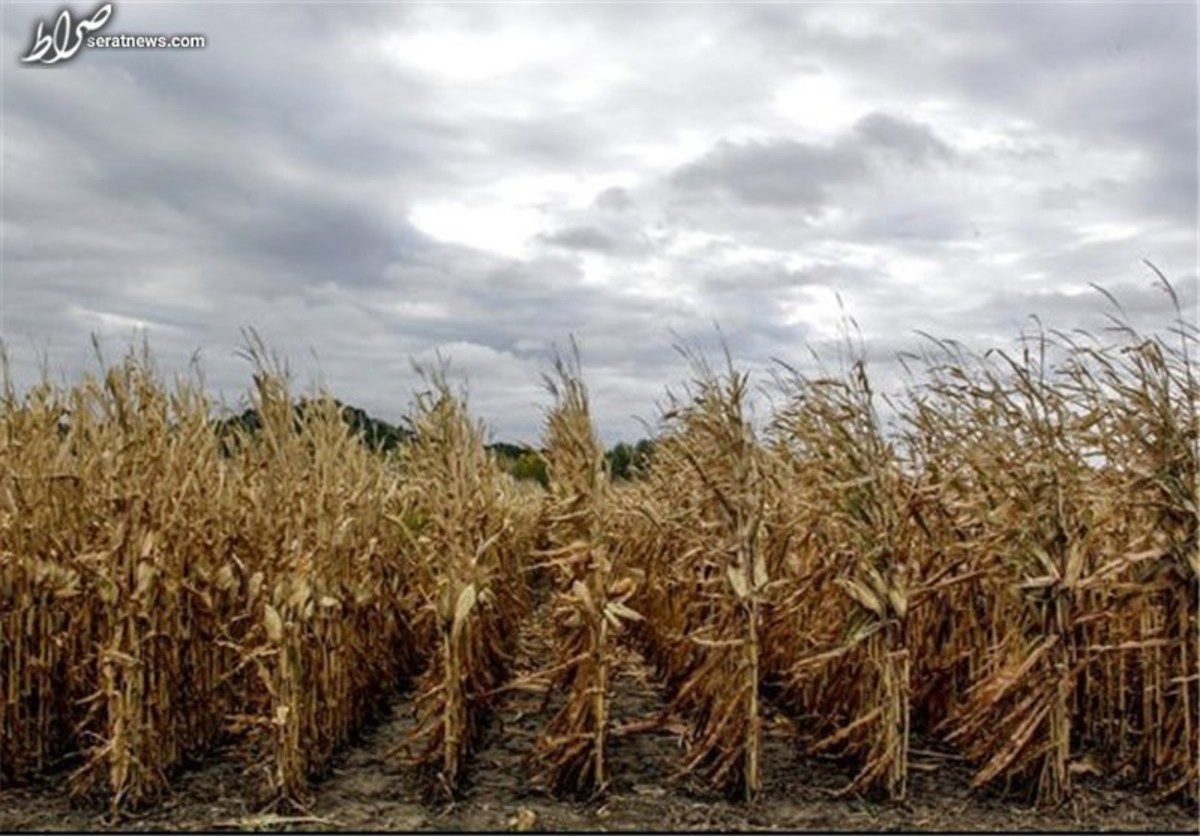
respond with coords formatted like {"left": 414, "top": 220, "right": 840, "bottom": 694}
{"left": 771, "top": 72, "right": 869, "bottom": 137}
{"left": 410, "top": 201, "right": 544, "bottom": 259}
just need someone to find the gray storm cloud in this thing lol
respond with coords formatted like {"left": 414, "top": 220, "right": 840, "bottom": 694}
{"left": 1, "top": 2, "right": 1194, "bottom": 443}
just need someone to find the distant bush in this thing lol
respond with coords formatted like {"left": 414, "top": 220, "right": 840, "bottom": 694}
{"left": 605, "top": 439, "right": 654, "bottom": 480}
{"left": 511, "top": 450, "right": 549, "bottom": 488}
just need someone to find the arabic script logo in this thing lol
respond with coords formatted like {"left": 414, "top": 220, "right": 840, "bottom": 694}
{"left": 22, "top": 3, "right": 113, "bottom": 65}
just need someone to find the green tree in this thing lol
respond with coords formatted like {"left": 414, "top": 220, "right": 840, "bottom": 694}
{"left": 606, "top": 442, "right": 634, "bottom": 480}
{"left": 511, "top": 451, "right": 549, "bottom": 488}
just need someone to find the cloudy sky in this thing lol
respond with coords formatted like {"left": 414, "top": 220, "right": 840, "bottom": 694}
{"left": 1, "top": 2, "right": 1195, "bottom": 442}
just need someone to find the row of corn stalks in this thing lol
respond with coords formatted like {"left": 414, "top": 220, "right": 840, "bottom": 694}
{"left": 610, "top": 348, "right": 772, "bottom": 800}
{"left": 398, "top": 366, "right": 534, "bottom": 798}
{"left": 900, "top": 294, "right": 1197, "bottom": 803}
{"left": 529, "top": 347, "right": 644, "bottom": 797}
{"left": 0, "top": 344, "right": 532, "bottom": 812}
{"left": 762, "top": 357, "right": 915, "bottom": 801}
{"left": 595, "top": 281, "right": 1195, "bottom": 805}
{"left": 215, "top": 344, "right": 428, "bottom": 806}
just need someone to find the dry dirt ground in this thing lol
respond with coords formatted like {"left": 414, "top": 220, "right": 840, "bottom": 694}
{"left": 2, "top": 609, "right": 1197, "bottom": 833}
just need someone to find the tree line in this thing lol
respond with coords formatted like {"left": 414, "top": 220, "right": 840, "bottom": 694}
{"left": 216, "top": 401, "right": 654, "bottom": 485}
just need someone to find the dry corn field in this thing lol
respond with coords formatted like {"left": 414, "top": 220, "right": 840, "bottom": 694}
{"left": 1, "top": 288, "right": 1197, "bottom": 832}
